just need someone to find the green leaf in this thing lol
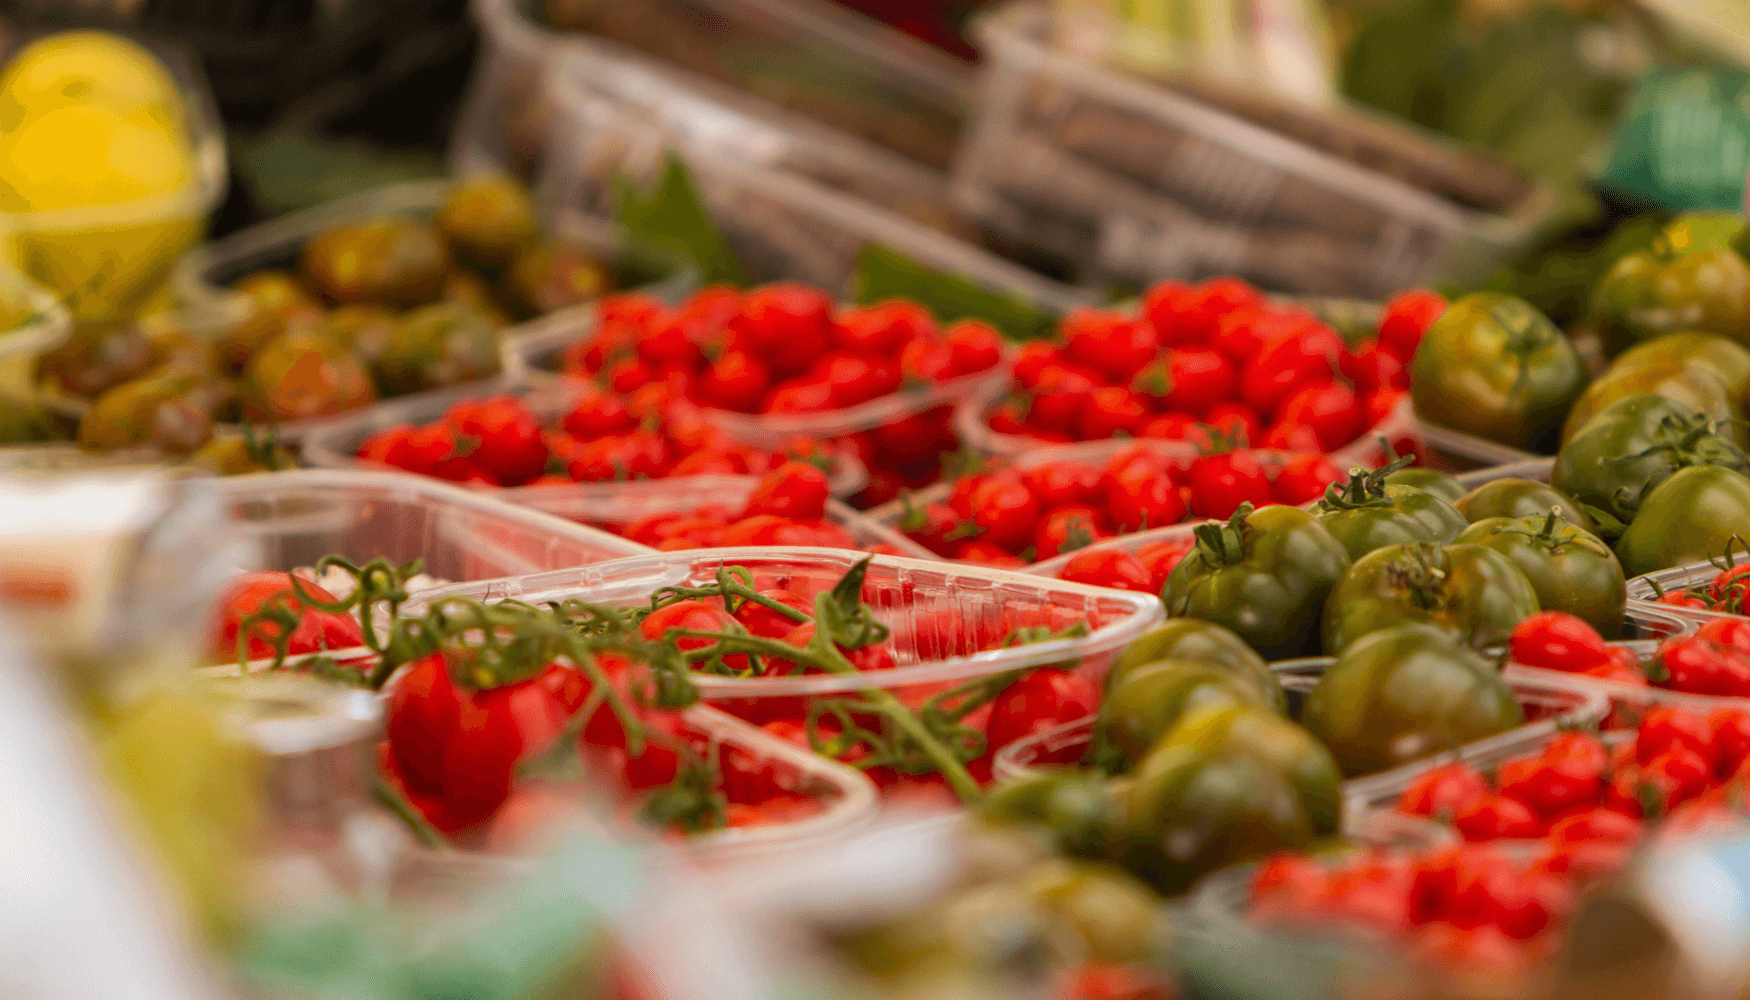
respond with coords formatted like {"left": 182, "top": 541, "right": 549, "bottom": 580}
{"left": 613, "top": 152, "right": 748, "bottom": 287}
{"left": 853, "top": 244, "right": 1058, "bottom": 341}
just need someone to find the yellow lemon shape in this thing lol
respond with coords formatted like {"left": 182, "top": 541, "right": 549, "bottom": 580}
{"left": 0, "top": 31, "right": 185, "bottom": 132}
{"left": 0, "top": 103, "right": 200, "bottom": 324}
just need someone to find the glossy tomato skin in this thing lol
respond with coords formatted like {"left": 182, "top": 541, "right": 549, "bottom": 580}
{"left": 1058, "top": 549, "right": 1154, "bottom": 592}
{"left": 1273, "top": 453, "right": 1343, "bottom": 506}
{"left": 1189, "top": 449, "right": 1272, "bottom": 520}
{"left": 1508, "top": 612, "right": 1611, "bottom": 672}
{"left": 210, "top": 572, "right": 365, "bottom": 663}
{"left": 1378, "top": 290, "right": 1447, "bottom": 361}
{"left": 742, "top": 461, "right": 830, "bottom": 520}
{"left": 1302, "top": 624, "right": 1524, "bottom": 776}
{"left": 1453, "top": 478, "right": 1596, "bottom": 535}
{"left": 1409, "top": 292, "right": 1587, "bottom": 452}
{"left": 1105, "top": 618, "right": 1282, "bottom": 712}
{"left": 1384, "top": 466, "right": 1466, "bottom": 505}
{"left": 984, "top": 668, "right": 1099, "bottom": 756}
{"left": 1616, "top": 465, "right": 1750, "bottom": 577}
{"left": 1313, "top": 472, "right": 1468, "bottom": 563}
{"left": 1160, "top": 504, "right": 1350, "bottom": 659}
{"left": 1321, "top": 542, "right": 1539, "bottom": 655}
{"left": 1457, "top": 514, "right": 1625, "bottom": 638}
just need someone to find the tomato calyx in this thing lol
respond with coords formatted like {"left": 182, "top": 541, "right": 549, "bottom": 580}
{"left": 1191, "top": 502, "right": 1254, "bottom": 567}
{"left": 1383, "top": 544, "right": 1452, "bottom": 613}
{"left": 1317, "top": 454, "right": 1414, "bottom": 512}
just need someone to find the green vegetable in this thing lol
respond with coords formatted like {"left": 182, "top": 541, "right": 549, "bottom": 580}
{"left": 1313, "top": 464, "right": 1468, "bottom": 562}
{"left": 1322, "top": 541, "right": 1540, "bottom": 654}
{"left": 1551, "top": 393, "right": 1750, "bottom": 531}
{"left": 1615, "top": 465, "right": 1750, "bottom": 577}
{"left": 1457, "top": 510, "right": 1626, "bottom": 638}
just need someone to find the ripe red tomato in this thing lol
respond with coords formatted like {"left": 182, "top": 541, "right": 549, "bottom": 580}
{"left": 899, "top": 336, "right": 956, "bottom": 382}
{"left": 1453, "top": 794, "right": 1542, "bottom": 841}
{"left": 1079, "top": 386, "right": 1150, "bottom": 439}
{"left": 1241, "top": 325, "right": 1343, "bottom": 417}
{"left": 733, "top": 283, "right": 833, "bottom": 375}
{"left": 1140, "top": 280, "right": 1198, "bottom": 346}
{"left": 966, "top": 478, "right": 1041, "bottom": 549}
{"left": 1026, "top": 364, "right": 1099, "bottom": 431}
{"left": 1062, "top": 308, "right": 1157, "bottom": 380}
{"left": 1180, "top": 277, "right": 1263, "bottom": 342}
{"left": 1398, "top": 762, "right": 1491, "bottom": 822}
{"left": 1711, "top": 707, "right": 1750, "bottom": 775}
{"left": 1010, "top": 342, "right": 1062, "bottom": 388}
{"left": 450, "top": 396, "right": 549, "bottom": 486}
{"left": 1277, "top": 382, "right": 1365, "bottom": 451}
{"left": 954, "top": 540, "right": 1027, "bottom": 567}
{"left": 984, "top": 668, "right": 1099, "bottom": 754}
{"left": 1272, "top": 452, "right": 1343, "bottom": 506}
{"left": 1034, "top": 506, "right": 1109, "bottom": 560}
{"left": 734, "top": 590, "right": 813, "bottom": 639}
{"left": 640, "top": 600, "right": 748, "bottom": 672}
{"left": 1203, "top": 401, "right": 1261, "bottom": 444}
{"left": 761, "top": 377, "right": 835, "bottom": 414}
{"left": 1058, "top": 549, "right": 1154, "bottom": 592}
{"left": 1022, "top": 461, "right": 1102, "bottom": 509}
{"left": 1343, "top": 340, "right": 1409, "bottom": 395}
{"left": 834, "top": 300, "right": 936, "bottom": 355}
{"left": 945, "top": 321, "right": 1003, "bottom": 376}
{"left": 1379, "top": 289, "right": 1448, "bottom": 362}
{"left": 1634, "top": 707, "right": 1715, "bottom": 768}
{"left": 1548, "top": 808, "right": 1641, "bottom": 846}
{"left": 210, "top": 571, "right": 366, "bottom": 663}
{"left": 696, "top": 350, "right": 771, "bottom": 413}
{"left": 563, "top": 389, "right": 636, "bottom": 439}
{"left": 1188, "top": 449, "right": 1272, "bottom": 519}
{"left": 816, "top": 353, "right": 902, "bottom": 407}
{"left": 1508, "top": 612, "right": 1611, "bottom": 673}
{"left": 1132, "top": 539, "right": 1191, "bottom": 591}
{"left": 1104, "top": 467, "right": 1186, "bottom": 533}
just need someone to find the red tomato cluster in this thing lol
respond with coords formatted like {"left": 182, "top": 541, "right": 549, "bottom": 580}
{"left": 356, "top": 387, "right": 831, "bottom": 487}
{"left": 1511, "top": 610, "right": 1750, "bottom": 697}
{"left": 985, "top": 280, "right": 1442, "bottom": 455}
{"left": 379, "top": 649, "right": 825, "bottom": 839}
{"left": 558, "top": 286, "right": 1005, "bottom": 508}
{"left": 608, "top": 461, "right": 905, "bottom": 554}
{"left": 208, "top": 571, "right": 365, "bottom": 663}
{"left": 896, "top": 444, "right": 1345, "bottom": 570}
{"left": 1652, "top": 558, "right": 1750, "bottom": 615}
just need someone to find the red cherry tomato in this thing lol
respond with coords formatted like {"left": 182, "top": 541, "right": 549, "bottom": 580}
{"left": 1058, "top": 549, "right": 1155, "bottom": 592}
{"left": 1508, "top": 612, "right": 1611, "bottom": 673}
{"left": 1062, "top": 308, "right": 1158, "bottom": 381}
{"left": 733, "top": 283, "right": 833, "bottom": 375}
{"left": 945, "top": 321, "right": 1003, "bottom": 376}
{"left": 1034, "top": 506, "right": 1109, "bottom": 560}
{"left": 1380, "top": 289, "right": 1448, "bottom": 362}
{"left": 1398, "top": 762, "right": 1490, "bottom": 821}
{"left": 984, "top": 668, "right": 1099, "bottom": 755}
{"left": 210, "top": 571, "right": 366, "bottom": 664}
{"left": 1277, "top": 382, "right": 1365, "bottom": 451}
{"left": 1079, "top": 386, "right": 1150, "bottom": 439}
{"left": 1189, "top": 449, "right": 1273, "bottom": 520}
{"left": 965, "top": 478, "right": 1042, "bottom": 550}
{"left": 1272, "top": 452, "right": 1343, "bottom": 506}
{"left": 833, "top": 300, "right": 936, "bottom": 355}
{"left": 696, "top": 350, "right": 771, "bottom": 413}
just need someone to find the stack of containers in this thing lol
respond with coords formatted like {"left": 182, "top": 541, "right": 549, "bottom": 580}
{"left": 949, "top": 3, "right": 1551, "bottom": 300}
{"left": 452, "top": 0, "right": 970, "bottom": 177}
{"left": 408, "top": 547, "right": 1166, "bottom": 813}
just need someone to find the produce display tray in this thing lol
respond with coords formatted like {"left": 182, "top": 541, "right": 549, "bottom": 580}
{"left": 992, "top": 660, "right": 1608, "bottom": 791}
{"left": 1626, "top": 560, "right": 1750, "bottom": 631}
{"left": 537, "top": 50, "right": 1089, "bottom": 309}
{"left": 1414, "top": 412, "right": 1547, "bottom": 472}
{"left": 951, "top": 3, "right": 1551, "bottom": 298}
{"left": 202, "top": 467, "right": 649, "bottom": 585}
{"left": 167, "top": 177, "right": 698, "bottom": 441}
{"left": 453, "top": 0, "right": 970, "bottom": 176}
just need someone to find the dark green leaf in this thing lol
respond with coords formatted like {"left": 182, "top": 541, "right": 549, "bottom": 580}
{"left": 613, "top": 152, "right": 748, "bottom": 287}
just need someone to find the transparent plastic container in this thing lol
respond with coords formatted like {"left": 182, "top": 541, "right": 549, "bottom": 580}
{"left": 169, "top": 177, "right": 697, "bottom": 439}
{"left": 537, "top": 59, "right": 1088, "bottom": 310}
{"left": 408, "top": 547, "right": 1165, "bottom": 806}
{"left": 201, "top": 468, "right": 648, "bottom": 585}
{"left": 0, "top": 38, "right": 228, "bottom": 327}
{"left": 294, "top": 375, "right": 913, "bottom": 555}
{"left": 1453, "top": 457, "right": 1555, "bottom": 490}
{"left": 1626, "top": 560, "right": 1750, "bottom": 631}
{"left": 454, "top": 0, "right": 970, "bottom": 177}
{"left": 1414, "top": 411, "right": 1546, "bottom": 471}
{"left": 992, "top": 661, "right": 1607, "bottom": 789}
{"left": 958, "top": 381, "right": 1420, "bottom": 470}
{"left": 953, "top": 3, "right": 1552, "bottom": 298}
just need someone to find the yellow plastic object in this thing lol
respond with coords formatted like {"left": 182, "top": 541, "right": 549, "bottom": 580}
{"left": 0, "top": 262, "right": 72, "bottom": 394}
{"left": 0, "top": 38, "right": 226, "bottom": 327}
{"left": 0, "top": 31, "right": 185, "bottom": 131}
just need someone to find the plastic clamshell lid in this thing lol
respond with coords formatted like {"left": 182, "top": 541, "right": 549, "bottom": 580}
{"left": 408, "top": 547, "right": 1166, "bottom": 696}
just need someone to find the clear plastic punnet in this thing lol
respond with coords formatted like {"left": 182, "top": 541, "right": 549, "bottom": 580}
{"left": 200, "top": 468, "right": 648, "bottom": 585}
{"left": 0, "top": 37, "right": 228, "bottom": 327}
{"left": 453, "top": 0, "right": 970, "bottom": 177}
{"left": 405, "top": 547, "right": 1164, "bottom": 809}
{"left": 952, "top": 3, "right": 1550, "bottom": 298}
{"left": 168, "top": 177, "right": 697, "bottom": 439}
{"left": 1414, "top": 411, "right": 1547, "bottom": 471}
{"left": 992, "top": 659, "right": 1608, "bottom": 792}
{"left": 1627, "top": 560, "right": 1750, "bottom": 631}
{"left": 294, "top": 375, "right": 913, "bottom": 553}
{"left": 1453, "top": 457, "right": 1556, "bottom": 490}
{"left": 537, "top": 56, "right": 1088, "bottom": 310}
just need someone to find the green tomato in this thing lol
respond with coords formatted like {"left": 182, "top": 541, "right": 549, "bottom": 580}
{"left": 1456, "top": 512, "right": 1626, "bottom": 638}
{"left": 1551, "top": 393, "right": 1748, "bottom": 533}
{"left": 1314, "top": 466, "right": 1468, "bottom": 562}
{"left": 1163, "top": 704, "right": 1342, "bottom": 836}
{"left": 1106, "top": 619, "right": 1282, "bottom": 713}
{"left": 1159, "top": 503, "right": 1350, "bottom": 659}
{"left": 1097, "top": 659, "right": 1269, "bottom": 769}
{"left": 1112, "top": 738, "right": 1314, "bottom": 895}
{"left": 978, "top": 771, "right": 1116, "bottom": 858}
{"left": 372, "top": 301, "right": 503, "bottom": 396}
{"left": 1568, "top": 334, "right": 1743, "bottom": 444}
{"left": 1300, "top": 623, "right": 1524, "bottom": 776}
{"left": 1408, "top": 292, "right": 1589, "bottom": 453}
{"left": 1453, "top": 477, "right": 1596, "bottom": 534}
{"left": 1384, "top": 466, "right": 1466, "bottom": 504}
{"left": 1321, "top": 542, "right": 1540, "bottom": 654}
{"left": 1021, "top": 859, "right": 1161, "bottom": 964}
{"left": 1615, "top": 464, "right": 1750, "bottom": 577}
{"left": 1593, "top": 213, "right": 1750, "bottom": 350}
